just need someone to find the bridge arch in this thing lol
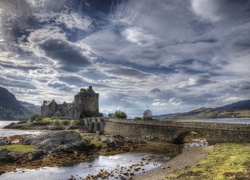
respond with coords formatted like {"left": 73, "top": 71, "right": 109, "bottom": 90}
{"left": 90, "top": 122, "right": 95, "bottom": 133}
{"left": 84, "top": 118, "right": 105, "bottom": 134}
{"left": 96, "top": 122, "right": 101, "bottom": 131}
{"left": 173, "top": 131, "right": 209, "bottom": 147}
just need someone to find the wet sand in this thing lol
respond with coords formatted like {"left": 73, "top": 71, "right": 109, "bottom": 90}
{"left": 133, "top": 146, "right": 214, "bottom": 180}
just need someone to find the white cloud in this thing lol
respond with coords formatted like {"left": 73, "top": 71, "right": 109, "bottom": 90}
{"left": 56, "top": 12, "right": 92, "bottom": 30}
{"left": 191, "top": 0, "right": 221, "bottom": 22}
{"left": 122, "top": 27, "right": 157, "bottom": 46}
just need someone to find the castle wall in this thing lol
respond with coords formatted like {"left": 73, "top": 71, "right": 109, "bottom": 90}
{"left": 41, "top": 86, "right": 99, "bottom": 119}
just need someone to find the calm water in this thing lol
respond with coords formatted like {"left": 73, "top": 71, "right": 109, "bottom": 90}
{"left": 0, "top": 121, "right": 44, "bottom": 137}
{"left": 0, "top": 152, "right": 165, "bottom": 180}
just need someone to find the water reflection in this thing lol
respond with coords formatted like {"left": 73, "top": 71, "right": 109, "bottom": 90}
{"left": 1, "top": 152, "right": 166, "bottom": 180}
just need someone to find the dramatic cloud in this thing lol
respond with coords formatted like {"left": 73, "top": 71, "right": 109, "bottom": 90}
{"left": 39, "top": 39, "right": 91, "bottom": 72}
{"left": 0, "top": 0, "right": 249, "bottom": 117}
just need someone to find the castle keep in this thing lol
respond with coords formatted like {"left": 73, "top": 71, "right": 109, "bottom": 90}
{"left": 41, "top": 86, "right": 99, "bottom": 119}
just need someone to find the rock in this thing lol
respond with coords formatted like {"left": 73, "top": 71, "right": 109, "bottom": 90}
{"left": 20, "top": 138, "right": 33, "bottom": 145}
{"left": 48, "top": 126, "right": 64, "bottom": 130}
{"left": 123, "top": 172, "right": 129, "bottom": 176}
{"left": 3, "top": 122, "right": 16, "bottom": 129}
{"left": 27, "top": 150, "right": 45, "bottom": 161}
{"left": 30, "top": 131, "right": 88, "bottom": 152}
{"left": 0, "top": 137, "right": 9, "bottom": 145}
{"left": 104, "top": 135, "right": 125, "bottom": 149}
{"left": 0, "top": 149, "right": 15, "bottom": 163}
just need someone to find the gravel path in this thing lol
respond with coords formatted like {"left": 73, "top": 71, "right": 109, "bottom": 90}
{"left": 132, "top": 146, "right": 214, "bottom": 180}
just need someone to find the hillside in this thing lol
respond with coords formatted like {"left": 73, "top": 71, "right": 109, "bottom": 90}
{"left": 154, "top": 100, "right": 250, "bottom": 120}
{"left": 0, "top": 86, "right": 39, "bottom": 120}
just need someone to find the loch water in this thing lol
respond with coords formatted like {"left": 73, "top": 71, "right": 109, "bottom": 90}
{"left": 0, "top": 121, "right": 44, "bottom": 137}
{"left": 0, "top": 121, "right": 165, "bottom": 180}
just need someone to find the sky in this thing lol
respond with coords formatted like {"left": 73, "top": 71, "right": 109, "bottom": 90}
{"left": 0, "top": 0, "right": 250, "bottom": 117}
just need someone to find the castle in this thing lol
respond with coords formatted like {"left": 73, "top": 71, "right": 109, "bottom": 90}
{"left": 41, "top": 86, "right": 100, "bottom": 119}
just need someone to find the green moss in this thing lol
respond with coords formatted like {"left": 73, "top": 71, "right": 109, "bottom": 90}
{"left": 84, "top": 136, "right": 106, "bottom": 148}
{"left": 0, "top": 144, "right": 36, "bottom": 152}
{"left": 166, "top": 143, "right": 250, "bottom": 179}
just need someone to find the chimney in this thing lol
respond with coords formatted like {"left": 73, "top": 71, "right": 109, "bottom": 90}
{"left": 89, "top": 86, "right": 92, "bottom": 90}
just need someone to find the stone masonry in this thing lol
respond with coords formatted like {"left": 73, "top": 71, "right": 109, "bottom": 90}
{"left": 41, "top": 86, "right": 99, "bottom": 119}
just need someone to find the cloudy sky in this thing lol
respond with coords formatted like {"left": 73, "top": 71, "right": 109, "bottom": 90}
{"left": 0, "top": 0, "right": 250, "bottom": 117}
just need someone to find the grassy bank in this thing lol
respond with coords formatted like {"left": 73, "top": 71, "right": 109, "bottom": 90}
{"left": 166, "top": 143, "right": 250, "bottom": 179}
{"left": 0, "top": 144, "right": 36, "bottom": 152}
{"left": 17, "top": 117, "right": 83, "bottom": 127}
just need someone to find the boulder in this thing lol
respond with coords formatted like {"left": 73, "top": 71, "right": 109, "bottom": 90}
{"left": 104, "top": 135, "right": 125, "bottom": 149}
{"left": 30, "top": 131, "right": 88, "bottom": 152}
{"left": 3, "top": 122, "right": 16, "bottom": 129}
{"left": 27, "top": 150, "right": 45, "bottom": 161}
{"left": 0, "top": 149, "right": 15, "bottom": 163}
{"left": 0, "top": 137, "right": 9, "bottom": 145}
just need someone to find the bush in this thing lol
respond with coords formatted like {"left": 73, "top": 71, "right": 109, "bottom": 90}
{"left": 114, "top": 110, "right": 127, "bottom": 119}
{"left": 62, "top": 120, "right": 70, "bottom": 126}
{"left": 53, "top": 120, "right": 60, "bottom": 126}
{"left": 29, "top": 113, "right": 42, "bottom": 122}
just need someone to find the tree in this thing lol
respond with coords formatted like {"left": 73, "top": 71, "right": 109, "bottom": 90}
{"left": 114, "top": 110, "right": 127, "bottom": 119}
{"left": 29, "top": 113, "right": 42, "bottom": 122}
{"left": 108, "top": 113, "right": 114, "bottom": 118}
{"left": 143, "top": 109, "right": 152, "bottom": 119}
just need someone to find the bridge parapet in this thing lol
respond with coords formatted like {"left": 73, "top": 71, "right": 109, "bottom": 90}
{"left": 105, "top": 118, "right": 250, "bottom": 131}
{"left": 103, "top": 118, "right": 250, "bottom": 144}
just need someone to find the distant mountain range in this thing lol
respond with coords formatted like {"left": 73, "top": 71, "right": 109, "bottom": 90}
{"left": 0, "top": 86, "right": 40, "bottom": 120}
{"left": 153, "top": 100, "right": 250, "bottom": 120}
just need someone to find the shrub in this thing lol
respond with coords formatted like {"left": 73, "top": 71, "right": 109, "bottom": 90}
{"left": 53, "top": 120, "right": 60, "bottom": 126}
{"left": 29, "top": 113, "right": 42, "bottom": 122}
{"left": 62, "top": 120, "right": 70, "bottom": 126}
{"left": 114, "top": 110, "right": 127, "bottom": 119}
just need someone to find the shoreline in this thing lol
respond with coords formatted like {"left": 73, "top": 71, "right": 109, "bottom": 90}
{"left": 133, "top": 146, "right": 214, "bottom": 180}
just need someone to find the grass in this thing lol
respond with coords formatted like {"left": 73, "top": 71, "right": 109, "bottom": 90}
{"left": 166, "top": 143, "right": 250, "bottom": 180}
{"left": 18, "top": 118, "right": 80, "bottom": 127}
{"left": 84, "top": 136, "right": 106, "bottom": 148}
{"left": 0, "top": 144, "right": 36, "bottom": 152}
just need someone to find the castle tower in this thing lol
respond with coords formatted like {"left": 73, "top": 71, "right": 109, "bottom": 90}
{"left": 74, "top": 86, "right": 99, "bottom": 118}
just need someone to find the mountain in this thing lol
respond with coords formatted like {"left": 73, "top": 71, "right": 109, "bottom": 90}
{"left": 19, "top": 101, "right": 41, "bottom": 115}
{"left": 0, "top": 86, "right": 39, "bottom": 120}
{"left": 154, "top": 100, "right": 250, "bottom": 120}
{"left": 217, "top": 100, "right": 250, "bottom": 111}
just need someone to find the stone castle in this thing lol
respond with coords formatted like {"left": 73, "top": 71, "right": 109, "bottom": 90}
{"left": 41, "top": 86, "right": 99, "bottom": 119}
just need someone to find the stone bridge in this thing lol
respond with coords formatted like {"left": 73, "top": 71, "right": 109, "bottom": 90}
{"left": 83, "top": 118, "right": 250, "bottom": 144}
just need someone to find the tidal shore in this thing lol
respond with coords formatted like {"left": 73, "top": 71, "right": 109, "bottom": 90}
{"left": 133, "top": 146, "right": 214, "bottom": 180}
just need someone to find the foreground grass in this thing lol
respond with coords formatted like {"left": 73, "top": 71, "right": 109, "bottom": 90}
{"left": 166, "top": 143, "right": 250, "bottom": 180}
{"left": 0, "top": 144, "right": 36, "bottom": 152}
